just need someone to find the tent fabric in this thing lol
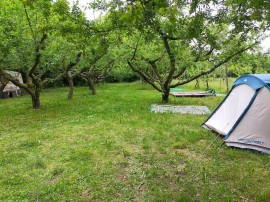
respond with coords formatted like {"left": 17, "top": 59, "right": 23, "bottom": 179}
{"left": 204, "top": 84, "right": 255, "bottom": 136}
{"left": 233, "top": 74, "right": 270, "bottom": 90}
{"left": 225, "top": 143, "right": 270, "bottom": 154}
{"left": 225, "top": 87, "right": 270, "bottom": 149}
{"left": 203, "top": 74, "right": 270, "bottom": 154}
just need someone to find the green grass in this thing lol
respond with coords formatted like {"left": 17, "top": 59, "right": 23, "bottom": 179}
{"left": 0, "top": 81, "right": 269, "bottom": 201}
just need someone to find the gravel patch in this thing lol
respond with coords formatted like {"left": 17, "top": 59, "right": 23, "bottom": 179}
{"left": 150, "top": 104, "right": 211, "bottom": 114}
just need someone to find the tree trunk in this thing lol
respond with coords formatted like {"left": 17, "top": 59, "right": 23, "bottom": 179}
{"left": 0, "top": 76, "right": 8, "bottom": 97}
{"left": 162, "top": 89, "right": 170, "bottom": 103}
{"left": 141, "top": 78, "right": 146, "bottom": 84}
{"left": 195, "top": 79, "right": 200, "bottom": 89}
{"left": 67, "top": 75, "right": 74, "bottom": 100}
{"left": 225, "top": 65, "right": 229, "bottom": 93}
{"left": 88, "top": 79, "right": 96, "bottom": 95}
{"left": 0, "top": 84, "right": 7, "bottom": 96}
{"left": 31, "top": 93, "right": 41, "bottom": 109}
{"left": 206, "top": 79, "right": 209, "bottom": 90}
{"left": 205, "top": 75, "right": 209, "bottom": 90}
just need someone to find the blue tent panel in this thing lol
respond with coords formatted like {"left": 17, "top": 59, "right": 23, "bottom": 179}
{"left": 232, "top": 74, "right": 270, "bottom": 90}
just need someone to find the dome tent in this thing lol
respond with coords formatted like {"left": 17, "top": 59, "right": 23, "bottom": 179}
{"left": 202, "top": 74, "right": 270, "bottom": 154}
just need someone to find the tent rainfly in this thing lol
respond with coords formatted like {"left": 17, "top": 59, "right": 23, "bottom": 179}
{"left": 202, "top": 74, "right": 270, "bottom": 154}
{"left": 0, "top": 71, "right": 23, "bottom": 98}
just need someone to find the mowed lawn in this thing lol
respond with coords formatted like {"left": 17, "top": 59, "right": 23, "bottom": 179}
{"left": 0, "top": 82, "right": 270, "bottom": 201}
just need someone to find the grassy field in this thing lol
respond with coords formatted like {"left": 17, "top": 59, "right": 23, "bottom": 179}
{"left": 0, "top": 81, "right": 270, "bottom": 201}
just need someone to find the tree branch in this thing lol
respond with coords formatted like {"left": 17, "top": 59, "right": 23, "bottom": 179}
{"left": 142, "top": 57, "right": 163, "bottom": 83}
{"left": 160, "top": 34, "right": 176, "bottom": 89}
{"left": 23, "top": 3, "right": 36, "bottom": 41}
{"left": 170, "top": 43, "right": 257, "bottom": 88}
{"left": 42, "top": 52, "right": 82, "bottom": 85}
{"left": 66, "top": 52, "right": 82, "bottom": 72}
{"left": 0, "top": 68, "right": 34, "bottom": 95}
{"left": 172, "top": 66, "right": 187, "bottom": 79}
{"left": 127, "top": 61, "right": 162, "bottom": 92}
{"left": 29, "top": 33, "right": 48, "bottom": 77}
{"left": 130, "top": 34, "right": 142, "bottom": 61}
{"left": 157, "top": 29, "right": 181, "bottom": 41}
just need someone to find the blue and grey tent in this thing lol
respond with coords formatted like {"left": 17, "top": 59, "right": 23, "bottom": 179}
{"left": 203, "top": 74, "right": 270, "bottom": 154}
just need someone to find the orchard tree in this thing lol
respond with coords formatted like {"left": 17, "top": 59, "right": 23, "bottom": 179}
{"left": 0, "top": 0, "right": 70, "bottom": 108}
{"left": 80, "top": 53, "right": 114, "bottom": 95}
{"left": 0, "top": 0, "right": 85, "bottom": 107}
{"left": 52, "top": 2, "right": 114, "bottom": 98}
{"left": 0, "top": 0, "right": 50, "bottom": 108}
{"left": 79, "top": 34, "right": 115, "bottom": 95}
{"left": 44, "top": 34, "right": 83, "bottom": 100}
{"left": 98, "top": 0, "right": 261, "bottom": 103}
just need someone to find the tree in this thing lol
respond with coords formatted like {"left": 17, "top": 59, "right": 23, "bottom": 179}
{"left": 228, "top": 51, "right": 270, "bottom": 76}
{"left": 51, "top": 2, "right": 113, "bottom": 98}
{"left": 0, "top": 0, "right": 83, "bottom": 107}
{"left": 0, "top": 0, "right": 54, "bottom": 108}
{"left": 44, "top": 35, "right": 83, "bottom": 99}
{"left": 227, "top": 0, "right": 270, "bottom": 30}
{"left": 79, "top": 35, "right": 114, "bottom": 95}
{"left": 101, "top": 0, "right": 260, "bottom": 103}
{"left": 0, "top": 30, "right": 48, "bottom": 109}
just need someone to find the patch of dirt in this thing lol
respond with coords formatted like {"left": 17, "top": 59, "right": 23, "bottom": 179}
{"left": 81, "top": 188, "right": 91, "bottom": 196}
{"left": 47, "top": 177, "right": 57, "bottom": 185}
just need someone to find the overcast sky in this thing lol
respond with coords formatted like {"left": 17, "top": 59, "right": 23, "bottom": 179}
{"left": 67, "top": 0, "right": 270, "bottom": 52}
{"left": 68, "top": 0, "right": 102, "bottom": 20}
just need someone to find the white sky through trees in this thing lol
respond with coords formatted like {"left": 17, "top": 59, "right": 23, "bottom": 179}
{"left": 68, "top": 0, "right": 103, "bottom": 20}
{"left": 67, "top": 0, "right": 270, "bottom": 52}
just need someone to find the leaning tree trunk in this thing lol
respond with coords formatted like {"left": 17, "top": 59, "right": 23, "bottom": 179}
{"left": 88, "top": 79, "right": 96, "bottom": 95}
{"left": 67, "top": 74, "right": 74, "bottom": 100}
